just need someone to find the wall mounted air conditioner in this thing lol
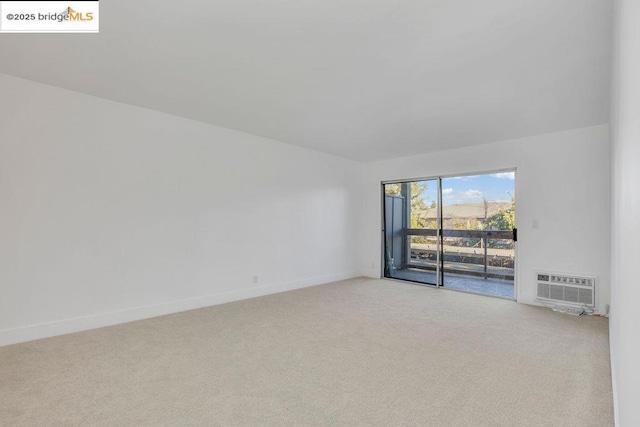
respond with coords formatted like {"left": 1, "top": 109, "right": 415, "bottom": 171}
{"left": 536, "top": 272, "right": 595, "bottom": 307}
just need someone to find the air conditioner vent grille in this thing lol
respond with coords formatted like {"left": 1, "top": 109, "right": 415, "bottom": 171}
{"left": 536, "top": 272, "right": 595, "bottom": 307}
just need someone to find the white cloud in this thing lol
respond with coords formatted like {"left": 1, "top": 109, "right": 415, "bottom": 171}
{"left": 462, "top": 189, "right": 483, "bottom": 199}
{"left": 448, "top": 175, "right": 478, "bottom": 181}
{"left": 442, "top": 188, "right": 454, "bottom": 196}
{"left": 492, "top": 172, "right": 515, "bottom": 180}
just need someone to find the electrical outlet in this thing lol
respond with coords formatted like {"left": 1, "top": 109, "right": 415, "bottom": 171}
{"left": 252, "top": 275, "right": 258, "bottom": 284}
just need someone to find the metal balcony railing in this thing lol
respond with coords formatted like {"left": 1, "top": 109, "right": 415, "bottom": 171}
{"left": 402, "top": 228, "right": 515, "bottom": 280}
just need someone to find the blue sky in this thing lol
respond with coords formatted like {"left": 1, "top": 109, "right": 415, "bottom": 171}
{"left": 419, "top": 172, "right": 515, "bottom": 206}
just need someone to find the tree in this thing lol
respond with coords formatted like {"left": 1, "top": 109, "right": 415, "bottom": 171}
{"left": 385, "top": 182, "right": 433, "bottom": 243}
{"left": 485, "top": 200, "right": 515, "bottom": 230}
{"left": 409, "top": 182, "right": 429, "bottom": 229}
{"left": 385, "top": 182, "right": 431, "bottom": 229}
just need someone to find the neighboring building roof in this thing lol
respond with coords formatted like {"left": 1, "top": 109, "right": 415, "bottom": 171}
{"left": 421, "top": 202, "right": 512, "bottom": 219}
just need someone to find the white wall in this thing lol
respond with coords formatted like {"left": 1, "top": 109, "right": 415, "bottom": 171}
{"left": 362, "top": 125, "right": 611, "bottom": 313}
{"left": 610, "top": 0, "right": 640, "bottom": 425}
{"left": 0, "top": 74, "right": 363, "bottom": 346}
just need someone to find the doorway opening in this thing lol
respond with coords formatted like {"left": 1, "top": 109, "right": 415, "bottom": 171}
{"left": 383, "top": 170, "right": 516, "bottom": 299}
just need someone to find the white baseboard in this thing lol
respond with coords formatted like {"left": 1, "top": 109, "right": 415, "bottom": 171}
{"left": 0, "top": 271, "right": 360, "bottom": 347}
{"left": 610, "top": 335, "right": 619, "bottom": 426}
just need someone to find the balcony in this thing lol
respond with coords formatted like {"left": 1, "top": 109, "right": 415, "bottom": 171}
{"left": 387, "top": 229, "right": 515, "bottom": 299}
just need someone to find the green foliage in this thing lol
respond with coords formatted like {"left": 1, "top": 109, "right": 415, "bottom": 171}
{"left": 386, "top": 182, "right": 433, "bottom": 243}
{"left": 410, "top": 182, "right": 430, "bottom": 231}
{"left": 486, "top": 204, "right": 515, "bottom": 230}
{"left": 449, "top": 218, "right": 483, "bottom": 230}
{"left": 384, "top": 183, "right": 401, "bottom": 196}
{"left": 385, "top": 182, "right": 432, "bottom": 229}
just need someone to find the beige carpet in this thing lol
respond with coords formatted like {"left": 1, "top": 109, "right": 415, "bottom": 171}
{"left": 0, "top": 278, "right": 613, "bottom": 426}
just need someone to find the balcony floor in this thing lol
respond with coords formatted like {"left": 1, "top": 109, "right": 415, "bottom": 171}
{"left": 389, "top": 268, "right": 514, "bottom": 299}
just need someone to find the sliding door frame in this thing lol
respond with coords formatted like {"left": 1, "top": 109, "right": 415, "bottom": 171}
{"left": 381, "top": 167, "right": 518, "bottom": 298}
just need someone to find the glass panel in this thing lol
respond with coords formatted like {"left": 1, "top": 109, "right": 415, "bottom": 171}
{"left": 383, "top": 179, "right": 440, "bottom": 285}
{"left": 383, "top": 186, "right": 405, "bottom": 278}
{"left": 382, "top": 171, "right": 515, "bottom": 299}
{"left": 441, "top": 172, "right": 515, "bottom": 298}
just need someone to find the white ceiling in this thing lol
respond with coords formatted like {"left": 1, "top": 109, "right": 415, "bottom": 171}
{"left": 0, "top": 0, "right": 612, "bottom": 162}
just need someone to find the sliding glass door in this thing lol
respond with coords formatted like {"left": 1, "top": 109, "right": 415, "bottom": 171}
{"left": 383, "top": 171, "right": 516, "bottom": 299}
{"left": 383, "top": 180, "right": 440, "bottom": 285}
